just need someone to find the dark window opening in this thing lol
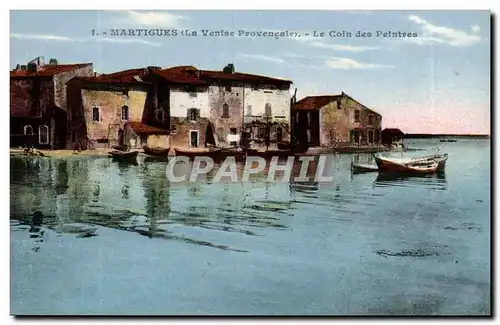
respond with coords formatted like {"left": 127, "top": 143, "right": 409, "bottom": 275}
{"left": 190, "top": 130, "right": 199, "bottom": 148}
{"left": 368, "top": 114, "right": 374, "bottom": 125}
{"left": 24, "top": 125, "right": 33, "bottom": 135}
{"left": 38, "top": 125, "right": 49, "bottom": 145}
{"left": 222, "top": 104, "right": 229, "bottom": 118}
{"left": 354, "top": 110, "right": 360, "bottom": 123}
{"left": 188, "top": 108, "right": 199, "bottom": 121}
{"left": 368, "top": 130, "right": 374, "bottom": 144}
{"left": 171, "top": 125, "right": 177, "bottom": 134}
{"left": 225, "top": 85, "right": 232, "bottom": 92}
{"left": 121, "top": 105, "right": 129, "bottom": 120}
{"left": 92, "top": 107, "right": 100, "bottom": 122}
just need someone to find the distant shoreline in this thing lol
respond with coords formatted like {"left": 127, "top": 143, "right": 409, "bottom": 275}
{"left": 403, "top": 134, "right": 490, "bottom": 139}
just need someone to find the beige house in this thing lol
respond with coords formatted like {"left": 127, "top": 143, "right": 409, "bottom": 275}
{"left": 292, "top": 92, "right": 382, "bottom": 148}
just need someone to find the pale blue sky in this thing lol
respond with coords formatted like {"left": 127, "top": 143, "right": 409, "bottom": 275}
{"left": 10, "top": 10, "right": 490, "bottom": 134}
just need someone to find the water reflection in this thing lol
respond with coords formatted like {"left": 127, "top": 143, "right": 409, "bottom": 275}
{"left": 11, "top": 154, "right": 451, "bottom": 253}
{"left": 374, "top": 172, "right": 447, "bottom": 190}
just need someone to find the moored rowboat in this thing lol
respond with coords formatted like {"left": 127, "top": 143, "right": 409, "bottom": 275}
{"left": 173, "top": 147, "right": 222, "bottom": 158}
{"left": 373, "top": 153, "right": 447, "bottom": 174}
{"left": 108, "top": 150, "right": 139, "bottom": 160}
{"left": 143, "top": 146, "right": 170, "bottom": 157}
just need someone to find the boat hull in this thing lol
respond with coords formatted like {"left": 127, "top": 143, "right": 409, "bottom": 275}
{"left": 143, "top": 146, "right": 170, "bottom": 157}
{"left": 374, "top": 154, "right": 447, "bottom": 175}
{"left": 108, "top": 150, "right": 139, "bottom": 161}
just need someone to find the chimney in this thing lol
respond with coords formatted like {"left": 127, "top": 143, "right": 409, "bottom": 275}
{"left": 15, "top": 64, "right": 21, "bottom": 70}
{"left": 49, "top": 58, "right": 58, "bottom": 65}
{"left": 21, "top": 65, "right": 27, "bottom": 70}
{"left": 223, "top": 63, "right": 235, "bottom": 74}
{"left": 27, "top": 62, "right": 37, "bottom": 73}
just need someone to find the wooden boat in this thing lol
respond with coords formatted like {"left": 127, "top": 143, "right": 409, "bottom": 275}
{"left": 143, "top": 146, "right": 170, "bottom": 157}
{"left": 373, "top": 153, "right": 448, "bottom": 174}
{"left": 440, "top": 139, "right": 457, "bottom": 143}
{"left": 351, "top": 163, "right": 378, "bottom": 174}
{"left": 108, "top": 150, "right": 139, "bottom": 161}
{"left": 173, "top": 147, "right": 222, "bottom": 158}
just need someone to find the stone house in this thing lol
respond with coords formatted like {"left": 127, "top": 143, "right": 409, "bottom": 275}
{"left": 151, "top": 64, "right": 293, "bottom": 149}
{"left": 67, "top": 67, "right": 169, "bottom": 149}
{"left": 10, "top": 57, "right": 93, "bottom": 149}
{"left": 292, "top": 92, "right": 382, "bottom": 148}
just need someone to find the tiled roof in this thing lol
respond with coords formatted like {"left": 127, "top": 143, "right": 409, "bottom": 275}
{"left": 153, "top": 66, "right": 208, "bottom": 85}
{"left": 10, "top": 63, "right": 92, "bottom": 78}
{"left": 293, "top": 95, "right": 341, "bottom": 110}
{"left": 199, "top": 70, "right": 292, "bottom": 85}
{"left": 153, "top": 66, "right": 292, "bottom": 86}
{"left": 127, "top": 121, "right": 169, "bottom": 135}
{"left": 79, "top": 68, "right": 153, "bottom": 85}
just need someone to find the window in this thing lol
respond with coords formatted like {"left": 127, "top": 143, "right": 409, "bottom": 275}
{"left": 368, "top": 130, "right": 374, "bottom": 144}
{"left": 368, "top": 114, "right": 373, "bottom": 125}
{"left": 171, "top": 125, "right": 177, "bottom": 134}
{"left": 246, "top": 105, "right": 252, "bottom": 117}
{"left": 23, "top": 125, "right": 33, "bottom": 135}
{"left": 189, "top": 92, "right": 197, "bottom": 98}
{"left": 189, "top": 130, "right": 199, "bottom": 148}
{"left": 264, "top": 90, "right": 273, "bottom": 94}
{"left": 222, "top": 104, "right": 229, "bottom": 118}
{"left": 188, "top": 108, "right": 199, "bottom": 121}
{"left": 92, "top": 107, "right": 100, "bottom": 122}
{"left": 265, "top": 103, "right": 272, "bottom": 118}
{"left": 337, "top": 100, "right": 341, "bottom": 110}
{"left": 374, "top": 130, "right": 380, "bottom": 144}
{"left": 354, "top": 110, "right": 360, "bottom": 123}
{"left": 38, "top": 125, "right": 49, "bottom": 145}
{"left": 121, "top": 106, "right": 129, "bottom": 121}
{"left": 225, "top": 85, "right": 232, "bottom": 92}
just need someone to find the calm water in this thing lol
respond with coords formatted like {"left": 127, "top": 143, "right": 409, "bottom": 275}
{"left": 10, "top": 139, "right": 491, "bottom": 315}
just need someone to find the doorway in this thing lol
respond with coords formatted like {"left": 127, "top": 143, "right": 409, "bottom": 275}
{"left": 190, "top": 130, "right": 199, "bottom": 148}
{"left": 350, "top": 130, "right": 360, "bottom": 144}
{"left": 118, "top": 129, "right": 124, "bottom": 146}
{"left": 229, "top": 127, "right": 237, "bottom": 147}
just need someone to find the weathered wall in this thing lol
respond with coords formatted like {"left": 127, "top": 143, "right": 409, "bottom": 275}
{"left": 53, "top": 64, "right": 93, "bottom": 110}
{"left": 243, "top": 85, "right": 291, "bottom": 123}
{"left": 169, "top": 117, "right": 209, "bottom": 149}
{"left": 10, "top": 78, "right": 54, "bottom": 118}
{"left": 320, "top": 96, "right": 382, "bottom": 146}
{"left": 169, "top": 86, "right": 210, "bottom": 117}
{"left": 208, "top": 85, "right": 243, "bottom": 147}
{"left": 79, "top": 86, "right": 148, "bottom": 147}
{"left": 146, "top": 134, "right": 170, "bottom": 149}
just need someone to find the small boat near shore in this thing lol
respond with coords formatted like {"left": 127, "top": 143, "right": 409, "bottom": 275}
{"left": 173, "top": 147, "right": 222, "bottom": 158}
{"left": 373, "top": 153, "right": 448, "bottom": 175}
{"left": 143, "top": 146, "right": 170, "bottom": 157}
{"left": 108, "top": 150, "right": 139, "bottom": 162}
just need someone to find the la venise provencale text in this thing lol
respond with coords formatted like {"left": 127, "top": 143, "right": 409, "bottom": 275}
{"left": 91, "top": 29, "right": 418, "bottom": 39}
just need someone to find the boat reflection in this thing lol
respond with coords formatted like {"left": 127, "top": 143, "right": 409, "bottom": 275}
{"left": 374, "top": 172, "right": 447, "bottom": 190}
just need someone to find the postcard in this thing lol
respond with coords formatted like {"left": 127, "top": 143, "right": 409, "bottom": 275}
{"left": 9, "top": 10, "right": 491, "bottom": 316}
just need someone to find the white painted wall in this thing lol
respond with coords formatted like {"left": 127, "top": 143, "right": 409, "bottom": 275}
{"left": 243, "top": 87, "right": 291, "bottom": 122}
{"left": 169, "top": 87, "right": 210, "bottom": 118}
